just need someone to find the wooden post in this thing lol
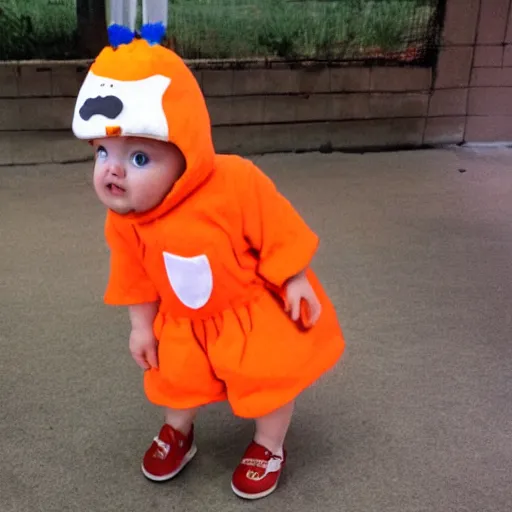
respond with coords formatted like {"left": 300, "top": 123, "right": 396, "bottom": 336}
{"left": 76, "top": 0, "right": 108, "bottom": 57}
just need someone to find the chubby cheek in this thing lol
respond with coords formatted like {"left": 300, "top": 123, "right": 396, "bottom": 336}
{"left": 92, "top": 166, "right": 104, "bottom": 196}
{"left": 130, "top": 175, "right": 168, "bottom": 211}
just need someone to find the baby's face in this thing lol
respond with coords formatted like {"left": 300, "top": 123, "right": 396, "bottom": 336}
{"left": 92, "top": 137, "right": 185, "bottom": 214}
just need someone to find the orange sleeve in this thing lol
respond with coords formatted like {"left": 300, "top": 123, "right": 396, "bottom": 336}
{"left": 103, "top": 212, "right": 160, "bottom": 306}
{"left": 240, "top": 161, "right": 319, "bottom": 287}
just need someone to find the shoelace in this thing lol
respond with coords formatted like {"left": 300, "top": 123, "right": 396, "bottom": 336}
{"left": 266, "top": 455, "right": 283, "bottom": 474}
{"left": 153, "top": 437, "right": 171, "bottom": 459}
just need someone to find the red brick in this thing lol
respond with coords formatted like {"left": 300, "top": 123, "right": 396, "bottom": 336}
{"left": 330, "top": 68, "right": 370, "bottom": 92}
{"left": 428, "top": 89, "right": 468, "bottom": 117}
{"left": 466, "top": 116, "right": 512, "bottom": 141}
{"left": 468, "top": 87, "right": 512, "bottom": 115}
{"left": 371, "top": 67, "right": 432, "bottom": 92}
{"left": 435, "top": 47, "right": 474, "bottom": 89}
{"left": 423, "top": 117, "right": 466, "bottom": 145}
{"left": 477, "top": 0, "right": 510, "bottom": 44}
{"left": 471, "top": 67, "right": 512, "bottom": 87}
{"left": 473, "top": 45, "right": 504, "bottom": 67}
{"left": 0, "top": 63, "right": 19, "bottom": 97}
{"left": 504, "top": 45, "right": 512, "bottom": 66}
{"left": 202, "top": 70, "right": 234, "bottom": 97}
{"left": 330, "top": 93, "right": 370, "bottom": 120}
{"left": 442, "top": 0, "right": 480, "bottom": 45}
{"left": 505, "top": 0, "right": 512, "bottom": 41}
{"left": 370, "top": 93, "right": 428, "bottom": 118}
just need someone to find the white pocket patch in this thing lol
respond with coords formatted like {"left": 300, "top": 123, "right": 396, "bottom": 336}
{"left": 163, "top": 252, "right": 213, "bottom": 310}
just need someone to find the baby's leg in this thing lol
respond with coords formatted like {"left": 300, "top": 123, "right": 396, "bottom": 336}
{"left": 164, "top": 406, "right": 198, "bottom": 436}
{"left": 254, "top": 400, "right": 294, "bottom": 455}
{"left": 231, "top": 401, "right": 294, "bottom": 499}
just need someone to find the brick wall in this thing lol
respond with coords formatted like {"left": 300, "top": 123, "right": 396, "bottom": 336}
{"left": 465, "top": 0, "right": 512, "bottom": 142}
{"left": 203, "top": 64, "right": 432, "bottom": 154}
{"left": 0, "top": 0, "right": 509, "bottom": 164}
{"left": 435, "top": 0, "right": 512, "bottom": 144}
{"left": 0, "top": 59, "right": 434, "bottom": 164}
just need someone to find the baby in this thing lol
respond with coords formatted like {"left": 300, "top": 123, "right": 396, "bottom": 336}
{"left": 72, "top": 21, "right": 345, "bottom": 500}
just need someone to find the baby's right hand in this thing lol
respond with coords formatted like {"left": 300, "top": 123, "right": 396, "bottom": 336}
{"left": 129, "top": 327, "right": 159, "bottom": 370}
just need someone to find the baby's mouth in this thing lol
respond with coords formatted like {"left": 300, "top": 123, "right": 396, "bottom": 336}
{"left": 107, "top": 183, "right": 126, "bottom": 195}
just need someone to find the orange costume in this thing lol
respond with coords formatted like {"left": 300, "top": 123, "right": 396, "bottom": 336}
{"left": 72, "top": 35, "right": 345, "bottom": 419}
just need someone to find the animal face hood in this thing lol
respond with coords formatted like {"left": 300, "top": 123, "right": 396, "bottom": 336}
{"left": 72, "top": 38, "right": 215, "bottom": 223}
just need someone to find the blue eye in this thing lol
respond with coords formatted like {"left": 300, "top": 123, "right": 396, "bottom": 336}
{"left": 96, "top": 146, "right": 108, "bottom": 159}
{"left": 131, "top": 152, "right": 150, "bottom": 168}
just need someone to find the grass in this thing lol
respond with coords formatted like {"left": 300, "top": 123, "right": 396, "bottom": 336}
{"left": 0, "top": 0, "right": 77, "bottom": 60}
{"left": 0, "top": 0, "right": 438, "bottom": 61}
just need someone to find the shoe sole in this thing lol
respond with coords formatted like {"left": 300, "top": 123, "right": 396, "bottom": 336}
{"left": 141, "top": 444, "right": 198, "bottom": 482}
{"left": 231, "top": 478, "right": 280, "bottom": 500}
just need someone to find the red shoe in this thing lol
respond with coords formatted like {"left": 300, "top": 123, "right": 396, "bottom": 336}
{"left": 141, "top": 424, "right": 197, "bottom": 482}
{"left": 231, "top": 442, "right": 286, "bottom": 500}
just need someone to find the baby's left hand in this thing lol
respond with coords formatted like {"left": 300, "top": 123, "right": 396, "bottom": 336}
{"left": 284, "top": 270, "right": 322, "bottom": 328}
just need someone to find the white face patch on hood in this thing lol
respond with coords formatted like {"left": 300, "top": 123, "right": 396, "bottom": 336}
{"left": 72, "top": 71, "right": 171, "bottom": 141}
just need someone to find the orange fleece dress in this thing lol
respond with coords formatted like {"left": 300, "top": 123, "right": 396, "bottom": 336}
{"left": 72, "top": 39, "right": 345, "bottom": 418}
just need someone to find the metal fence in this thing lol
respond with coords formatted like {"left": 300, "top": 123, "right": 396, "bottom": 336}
{"left": 167, "top": 0, "right": 446, "bottom": 66}
{"left": 1, "top": 0, "right": 445, "bottom": 65}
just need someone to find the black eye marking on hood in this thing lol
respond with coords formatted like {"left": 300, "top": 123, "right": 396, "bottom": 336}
{"left": 79, "top": 95, "right": 124, "bottom": 121}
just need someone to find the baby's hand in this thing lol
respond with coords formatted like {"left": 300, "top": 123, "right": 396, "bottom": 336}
{"left": 129, "top": 327, "right": 159, "bottom": 370}
{"left": 284, "top": 270, "right": 322, "bottom": 328}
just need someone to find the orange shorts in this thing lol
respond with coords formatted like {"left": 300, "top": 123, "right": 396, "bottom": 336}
{"left": 144, "top": 272, "right": 344, "bottom": 418}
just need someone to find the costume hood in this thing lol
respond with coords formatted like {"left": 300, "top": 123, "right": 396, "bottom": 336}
{"left": 72, "top": 33, "right": 215, "bottom": 224}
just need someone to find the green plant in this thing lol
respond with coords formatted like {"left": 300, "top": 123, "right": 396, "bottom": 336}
{"left": 0, "top": 0, "right": 35, "bottom": 60}
{"left": 0, "top": 0, "right": 77, "bottom": 60}
{"left": 2, "top": 0, "right": 437, "bottom": 61}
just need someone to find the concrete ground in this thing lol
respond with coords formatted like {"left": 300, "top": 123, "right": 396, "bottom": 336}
{"left": 1, "top": 147, "right": 512, "bottom": 512}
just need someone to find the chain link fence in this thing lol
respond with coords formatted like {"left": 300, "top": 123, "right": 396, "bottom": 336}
{"left": 0, "top": 0, "right": 445, "bottom": 64}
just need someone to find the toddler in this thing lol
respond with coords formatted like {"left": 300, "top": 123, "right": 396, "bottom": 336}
{"left": 72, "top": 8, "right": 344, "bottom": 500}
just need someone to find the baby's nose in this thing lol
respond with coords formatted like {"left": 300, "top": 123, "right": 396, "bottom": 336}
{"left": 108, "top": 163, "right": 125, "bottom": 178}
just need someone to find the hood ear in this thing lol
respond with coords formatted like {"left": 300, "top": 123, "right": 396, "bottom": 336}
{"left": 141, "top": 0, "right": 168, "bottom": 45}
{"left": 107, "top": 24, "right": 135, "bottom": 49}
{"left": 107, "top": 0, "right": 137, "bottom": 48}
{"left": 140, "top": 22, "right": 167, "bottom": 46}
